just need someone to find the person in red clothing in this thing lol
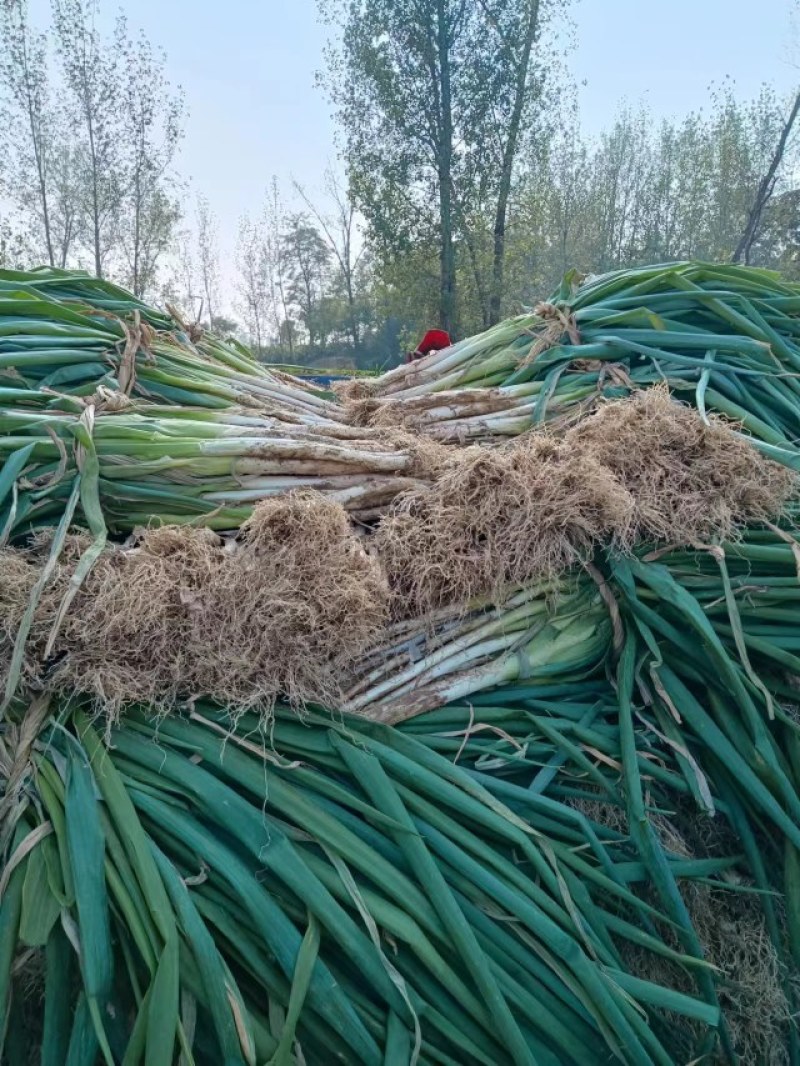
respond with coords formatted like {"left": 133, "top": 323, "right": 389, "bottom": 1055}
{"left": 405, "top": 328, "right": 452, "bottom": 364}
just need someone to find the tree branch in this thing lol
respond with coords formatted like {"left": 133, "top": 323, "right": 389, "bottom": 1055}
{"left": 732, "top": 86, "right": 800, "bottom": 265}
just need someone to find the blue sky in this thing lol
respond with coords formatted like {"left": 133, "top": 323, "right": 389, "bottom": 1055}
{"left": 28, "top": 0, "right": 800, "bottom": 301}
{"left": 138, "top": 0, "right": 798, "bottom": 211}
{"left": 574, "top": 0, "right": 797, "bottom": 130}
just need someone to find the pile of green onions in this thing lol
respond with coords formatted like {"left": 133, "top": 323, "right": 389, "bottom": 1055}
{"left": 0, "top": 269, "right": 450, "bottom": 538}
{"left": 3, "top": 262, "right": 800, "bottom": 1064}
{"left": 0, "top": 406, "right": 429, "bottom": 537}
{"left": 362, "top": 262, "right": 800, "bottom": 466}
{"left": 399, "top": 520, "right": 800, "bottom": 1062}
{"left": 0, "top": 267, "right": 337, "bottom": 419}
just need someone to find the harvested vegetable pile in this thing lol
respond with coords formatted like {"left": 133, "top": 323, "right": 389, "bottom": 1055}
{"left": 351, "top": 262, "right": 800, "bottom": 463}
{"left": 4, "top": 262, "right": 800, "bottom": 1066}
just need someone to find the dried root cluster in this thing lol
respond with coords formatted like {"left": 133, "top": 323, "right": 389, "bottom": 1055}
{"left": 377, "top": 387, "right": 795, "bottom": 616}
{"left": 0, "top": 494, "right": 388, "bottom": 717}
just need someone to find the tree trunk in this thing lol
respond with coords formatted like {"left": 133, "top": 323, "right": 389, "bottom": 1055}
{"left": 343, "top": 211, "right": 360, "bottom": 352}
{"left": 59, "top": 196, "right": 75, "bottom": 269}
{"left": 132, "top": 169, "right": 142, "bottom": 297}
{"left": 302, "top": 268, "right": 315, "bottom": 347}
{"left": 17, "top": 26, "right": 55, "bottom": 266}
{"left": 455, "top": 198, "right": 490, "bottom": 328}
{"left": 436, "top": 0, "right": 455, "bottom": 335}
{"left": 253, "top": 307, "right": 262, "bottom": 354}
{"left": 92, "top": 178, "right": 102, "bottom": 278}
{"left": 87, "top": 113, "right": 103, "bottom": 278}
{"left": 28, "top": 112, "right": 54, "bottom": 266}
{"left": 34, "top": 144, "right": 55, "bottom": 267}
{"left": 559, "top": 195, "right": 571, "bottom": 278}
{"left": 345, "top": 271, "right": 360, "bottom": 352}
{"left": 733, "top": 87, "right": 800, "bottom": 266}
{"left": 203, "top": 275, "right": 214, "bottom": 327}
{"left": 276, "top": 266, "right": 294, "bottom": 356}
{"left": 488, "top": 0, "right": 540, "bottom": 326}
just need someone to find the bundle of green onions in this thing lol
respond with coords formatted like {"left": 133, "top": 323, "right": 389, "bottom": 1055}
{"left": 0, "top": 267, "right": 337, "bottom": 418}
{"left": 342, "top": 580, "right": 610, "bottom": 721}
{"left": 399, "top": 521, "right": 800, "bottom": 1062}
{"left": 348, "top": 513, "right": 800, "bottom": 1061}
{"left": 0, "top": 406, "right": 432, "bottom": 537}
{"left": 355, "top": 262, "right": 800, "bottom": 467}
{"left": 0, "top": 268, "right": 454, "bottom": 537}
{"left": 400, "top": 517, "right": 800, "bottom": 840}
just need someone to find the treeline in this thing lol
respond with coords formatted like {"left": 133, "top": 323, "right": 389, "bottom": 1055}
{"left": 453, "top": 86, "right": 800, "bottom": 335}
{"left": 1, "top": 0, "right": 799, "bottom": 370}
{"left": 0, "top": 0, "right": 183, "bottom": 297}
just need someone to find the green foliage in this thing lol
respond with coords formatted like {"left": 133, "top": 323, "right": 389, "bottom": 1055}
{"left": 2, "top": 0, "right": 799, "bottom": 369}
{"left": 316, "top": 0, "right": 800, "bottom": 351}
{"left": 281, "top": 213, "right": 331, "bottom": 348}
{"left": 320, "top": 0, "right": 564, "bottom": 333}
{"left": 478, "top": 85, "right": 800, "bottom": 325}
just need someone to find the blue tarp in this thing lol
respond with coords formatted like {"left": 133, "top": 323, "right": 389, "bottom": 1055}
{"left": 299, "top": 374, "right": 349, "bottom": 387}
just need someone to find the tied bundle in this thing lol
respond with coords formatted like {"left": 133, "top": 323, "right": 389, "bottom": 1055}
{"left": 0, "top": 390, "right": 793, "bottom": 725}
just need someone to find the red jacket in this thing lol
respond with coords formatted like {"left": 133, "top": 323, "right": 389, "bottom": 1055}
{"left": 406, "top": 329, "right": 451, "bottom": 363}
